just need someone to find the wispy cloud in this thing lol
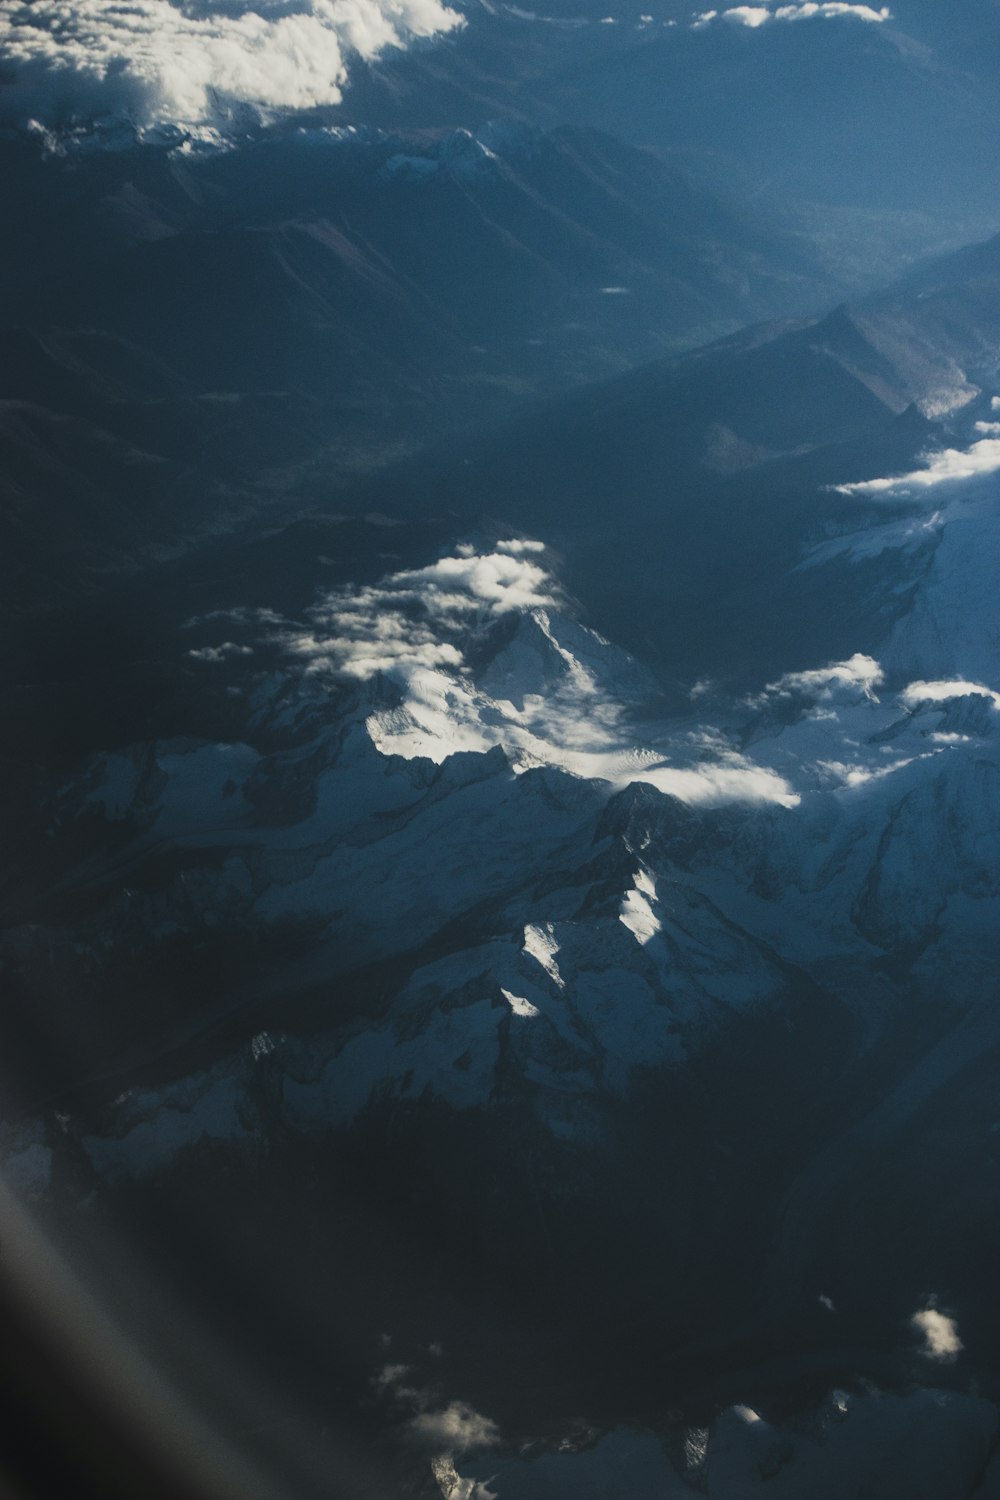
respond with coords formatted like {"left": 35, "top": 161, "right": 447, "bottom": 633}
{"left": 0, "top": 0, "right": 462, "bottom": 133}
{"left": 372, "top": 1362, "right": 501, "bottom": 1461}
{"left": 241, "top": 541, "right": 801, "bottom": 807}
{"left": 284, "top": 545, "right": 559, "bottom": 682}
{"left": 187, "top": 642, "right": 254, "bottom": 663}
{"left": 752, "top": 653, "right": 884, "bottom": 705}
{"left": 694, "top": 2, "right": 890, "bottom": 28}
{"left": 638, "top": 759, "right": 799, "bottom": 805}
{"left": 834, "top": 438, "right": 1000, "bottom": 500}
{"left": 815, "top": 755, "right": 918, "bottom": 788}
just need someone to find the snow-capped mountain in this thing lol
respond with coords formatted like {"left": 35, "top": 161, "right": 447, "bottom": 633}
{"left": 342, "top": 0, "right": 1000, "bottom": 220}
{"left": 2, "top": 99, "right": 1000, "bottom": 1492}
{"left": 5, "top": 383, "right": 1000, "bottom": 1489}
{"left": 19, "top": 415, "right": 1000, "bottom": 1161}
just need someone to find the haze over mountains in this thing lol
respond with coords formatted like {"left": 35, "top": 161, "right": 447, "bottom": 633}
{"left": 2, "top": 111, "right": 987, "bottom": 622}
{"left": 2, "top": 2, "right": 1000, "bottom": 1498}
{"left": 342, "top": 0, "right": 1000, "bottom": 214}
{"left": 3, "top": 0, "right": 999, "bottom": 618}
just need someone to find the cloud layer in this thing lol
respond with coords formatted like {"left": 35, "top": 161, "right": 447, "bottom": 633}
{"left": 0, "top": 0, "right": 894, "bottom": 131}
{"left": 0, "top": 0, "right": 462, "bottom": 131}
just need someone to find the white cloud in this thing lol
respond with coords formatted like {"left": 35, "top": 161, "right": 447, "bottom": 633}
{"left": 834, "top": 438, "right": 1000, "bottom": 500}
{"left": 901, "top": 679, "right": 1000, "bottom": 711}
{"left": 754, "top": 653, "right": 884, "bottom": 704}
{"left": 389, "top": 551, "right": 557, "bottom": 615}
{"left": 721, "top": 6, "right": 772, "bottom": 24}
{"left": 815, "top": 754, "right": 921, "bottom": 788}
{"left": 495, "top": 538, "right": 547, "bottom": 555}
{"left": 409, "top": 1401, "right": 501, "bottom": 1454}
{"left": 639, "top": 759, "right": 799, "bottom": 806}
{"left": 912, "top": 1306, "right": 963, "bottom": 1362}
{"left": 694, "top": 1, "right": 889, "bottom": 26}
{"left": 773, "top": 2, "right": 890, "bottom": 18}
{"left": 0, "top": 0, "right": 462, "bottom": 132}
{"left": 188, "top": 641, "right": 254, "bottom": 663}
{"left": 285, "top": 544, "right": 560, "bottom": 684}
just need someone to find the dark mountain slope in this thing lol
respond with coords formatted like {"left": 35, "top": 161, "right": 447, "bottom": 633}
{"left": 1, "top": 120, "right": 899, "bottom": 613}
{"left": 365, "top": 231, "right": 1000, "bottom": 684}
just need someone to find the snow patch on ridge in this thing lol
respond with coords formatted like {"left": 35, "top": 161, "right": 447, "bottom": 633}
{"left": 501, "top": 988, "right": 541, "bottom": 1018}
{"left": 522, "top": 924, "right": 564, "bottom": 988}
{"left": 620, "top": 868, "right": 662, "bottom": 946}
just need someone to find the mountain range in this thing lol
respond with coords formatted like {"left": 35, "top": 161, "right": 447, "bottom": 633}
{"left": 3, "top": 218, "right": 1000, "bottom": 1495}
{"left": 2, "top": 5, "right": 1000, "bottom": 1496}
{"left": 0, "top": 111, "right": 991, "bottom": 621}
